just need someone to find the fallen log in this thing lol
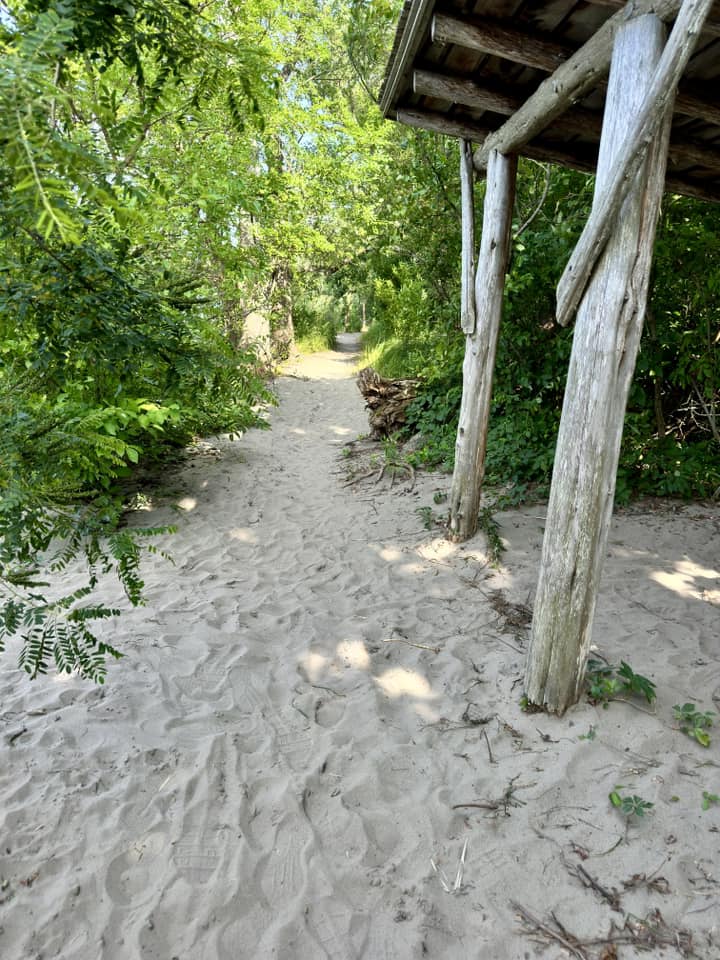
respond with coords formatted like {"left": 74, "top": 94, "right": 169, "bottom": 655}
{"left": 356, "top": 367, "right": 420, "bottom": 438}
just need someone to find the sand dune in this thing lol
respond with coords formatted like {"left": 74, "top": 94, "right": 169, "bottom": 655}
{"left": 1, "top": 332, "right": 719, "bottom": 958}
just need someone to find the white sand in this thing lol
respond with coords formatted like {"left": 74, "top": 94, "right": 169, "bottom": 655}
{"left": 1, "top": 332, "right": 719, "bottom": 959}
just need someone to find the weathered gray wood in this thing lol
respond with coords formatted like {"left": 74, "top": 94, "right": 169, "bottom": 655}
{"left": 396, "top": 108, "right": 493, "bottom": 142}
{"left": 473, "top": 0, "right": 682, "bottom": 171}
{"left": 431, "top": 12, "right": 571, "bottom": 72}
{"left": 586, "top": 0, "right": 720, "bottom": 37}
{"left": 379, "top": 0, "right": 436, "bottom": 116}
{"left": 460, "top": 140, "right": 476, "bottom": 335}
{"left": 413, "top": 68, "right": 602, "bottom": 139}
{"left": 431, "top": 11, "right": 720, "bottom": 126}
{"left": 413, "top": 69, "right": 519, "bottom": 116}
{"left": 556, "top": 0, "right": 713, "bottom": 327}
{"left": 525, "top": 14, "right": 671, "bottom": 714}
{"left": 448, "top": 150, "right": 517, "bottom": 542}
{"left": 396, "top": 107, "right": 720, "bottom": 204}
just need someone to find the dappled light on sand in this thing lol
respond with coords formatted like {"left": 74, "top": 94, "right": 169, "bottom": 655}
{"left": 3, "top": 334, "right": 719, "bottom": 960}
{"left": 650, "top": 558, "right": 720, "bottom": 603}
{"left": 228, "top": 527, "right": 259, "bottom": 545}
{"left": 375, "top": 667, "right": 438, "bottom": 700}
{"left": 298, "top": 650, "right": 329, "bottom": 681}
{"left": 335, "top": 639, "right": 370, "bottom": 670}
{"left": 175, "top": 496, "right": 198, "bottom": 512}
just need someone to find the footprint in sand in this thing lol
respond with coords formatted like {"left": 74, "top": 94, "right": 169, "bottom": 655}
{"left": 172, "top": 828, "right": 221, "bottom": 885}
{"left": 309, "top": 901, "right": 356, "bottom": 960}
{"left": 269, "top": 712, "right": 315, "bottom": 772}
{"left": 258, "top": 812, "right": 309, "bottom": 903}
{"left": 173, "top": 662, "right": 232, "bottom": 702}
{"left": 105, "top": 829, "right": 168, "bottom": 906}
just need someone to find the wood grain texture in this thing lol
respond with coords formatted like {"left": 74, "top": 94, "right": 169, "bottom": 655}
{"left": 448, "top": 150, "right": 517, "bottom": 542}
{"left": 556, "top": 0, "right": 714, "bottom": 327}
{"left": 525, "top": 14, "right": 671, "bottom": 714}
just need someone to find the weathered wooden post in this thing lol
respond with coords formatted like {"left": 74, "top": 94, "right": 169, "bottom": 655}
{"left": 524, "top": 3, "right": 709, "bottom": 714}
{"left": 448, "top": 148, "right": 516, "bottom": 541}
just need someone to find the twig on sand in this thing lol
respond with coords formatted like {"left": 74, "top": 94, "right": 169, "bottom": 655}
{"left": 452, "top": 776, "right": 531, "bottom": 817}
{"left": 563, "top": 857, "right": 622, "bottom": 912}
{"left": 513, "top": 901, "right": 695, "bottom": 958}
{"left": 309, "top": 683, "right": 346, "bottom": 698}
{"left": 7, "top": 727, "right": 27, "bottom": 746}
{"left": 383, "top": 636, "right": 441, "bottom": 654}
{"left": 431, "top": 839, "right": 469, "bottom": 894}
{"left": 454, "top": 839, "right": 468, "bottom": 891}
{"left": 483, "top": 729, "right": 496, "bottom": 765}
{"left": 512, "top": 902, "right": 590, "bottom": 960}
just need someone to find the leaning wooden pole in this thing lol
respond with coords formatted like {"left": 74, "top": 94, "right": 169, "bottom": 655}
{"left": 524, "top": 13, "right": 674, "bottom": 714}
{"left": 448, "top": 149, "right": 516, "bottom": 542}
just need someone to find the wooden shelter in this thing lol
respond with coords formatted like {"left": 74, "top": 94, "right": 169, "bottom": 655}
{"left": 380, "top": 0, "right": 719, "bottom": 714}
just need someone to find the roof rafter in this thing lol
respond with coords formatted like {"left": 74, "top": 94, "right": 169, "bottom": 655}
{"left": 431, "top": 11, "right": 720, "bottom": 126}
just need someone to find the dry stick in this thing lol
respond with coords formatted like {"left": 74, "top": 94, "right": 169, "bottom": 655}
{"left": 309, "top": 683, "right": 346, "bottom": 698}
{"left": 511, "top": 902, "right": 590, "bottom": 960}
{"left": 691, "top": 376, "right": 720, "bottom": 442}
{"left": 483, "top": 728, "right": 496, "bottom": 764}
{"left": 556, "top": 0, "right": 715, "bottom": 326}
{"left": 491, "top": 634, "right": 525, "bottom": 655}
{"left": 453, "top": 838, "right": 469, "bottom": 891}
{"left": 383, "top": 637, "right": 441, "bottom": 654}
{"left": 565, "top": 857, "right": 622, "bottom": 911}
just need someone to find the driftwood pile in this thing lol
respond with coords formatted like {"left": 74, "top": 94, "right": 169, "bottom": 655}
{"left": 356, "top": 366, "right": 420, "bottom": 438}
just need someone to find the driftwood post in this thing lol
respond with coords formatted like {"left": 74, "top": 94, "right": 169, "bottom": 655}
{"left": 448, "top": 149, "right": 516, "bottom": 541}
{"left": 459, "top": 139, "right": 476, "bottom": 335}
{"left": 524, "top": 13, "right": 675, "bottom": 714}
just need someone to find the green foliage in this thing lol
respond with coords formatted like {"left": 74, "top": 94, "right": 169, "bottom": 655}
{"left": 673, "top": 702, "right": 714, "bottom": 747}
{"left": 0, "top": 386, "right": 174, "bottom": 680}
{"left": 702, "top": 791, "right": 719, "bottom": 810}
{"left": 609, "top": 788, "right": 654, "bottom": 818}
{"left": 416, "top": 506, "right": 434, "bottom": 530}
{"left": 0, "top": 0, "right": 278, "bottom": 683}
{"left": 586, "top": 659, "right": 657, "bottom": 707}
{"left": 477, "top": 504, "right": 505, "bottom": 566}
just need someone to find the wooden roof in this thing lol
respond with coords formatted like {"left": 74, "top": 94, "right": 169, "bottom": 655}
{"left": 380, "top": 0, "right": 720, "bottom": 202}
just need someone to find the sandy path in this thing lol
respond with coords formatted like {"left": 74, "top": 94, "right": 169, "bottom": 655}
{"left": 1, "top": 334, "right": 719, "bottom": 959}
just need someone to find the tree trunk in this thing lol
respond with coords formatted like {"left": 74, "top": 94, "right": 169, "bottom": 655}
{"left": 524, "top": 13, "right": 673, "bottom": 714}
{"left": 448, "top": 150, "right": 516, "bottom": 541}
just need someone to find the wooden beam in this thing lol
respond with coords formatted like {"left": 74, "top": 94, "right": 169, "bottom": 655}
{"left": 460, "top": 140, "right": 476, "bottom": 335}
{"left": 556, "top": 0, "right": 715, "bottom": 326}
{"left": 431, "top": 12, "right": 571, "bottom": 72}
{"left": 414, "top": 68, "right": 719, "bottom": 174}
{"left": 379, "top": 0, "right": 436, "bottom": 117}
{"left": 396, "top": 107, "right": 720, "bottom": 203}
{"left": 396, "top": 108, "right": 492, "bottom": 142}
{"left": 473, "top": 0, "right": 682, "bottom": 171}
{"left": 413, "top": 69, "right": 601, "bottom": 138}
{"left": 431, "top": 11, "right": 720, "bottom": 126}
{"left": 525, "top": 13, "right": 672, "bottom": 714}
{"left": 413, "top": 68, "right": 519, "bottom": 116}
{"left": 448, "top": 151, "right": 517, "bottom": 542}
{"left": 585, "top": 0, "right": 720, "bottom": 38}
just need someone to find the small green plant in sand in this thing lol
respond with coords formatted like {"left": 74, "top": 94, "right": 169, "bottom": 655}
{"left": 433, "top": 490, "right": 448, "bottom": 505}
{"left": 586, "top": 659, "right": 656, "bottom": 708}
{"left": 378, "top": 437, "right": 414, "bottom": 488}
{"left": 702, "top": 791, "right": 719, "bottom": 810}
{"left": 673, "top": 702, "right": 714, "bottom": 748}
{"left": 477, "top": 504, "right": 504, "bottom": 565}
{"left": 416, "top": 506, "right": 435, "bottom": 530}
{"left": 609, "top": 788, "right": 654, "bottom": 818}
